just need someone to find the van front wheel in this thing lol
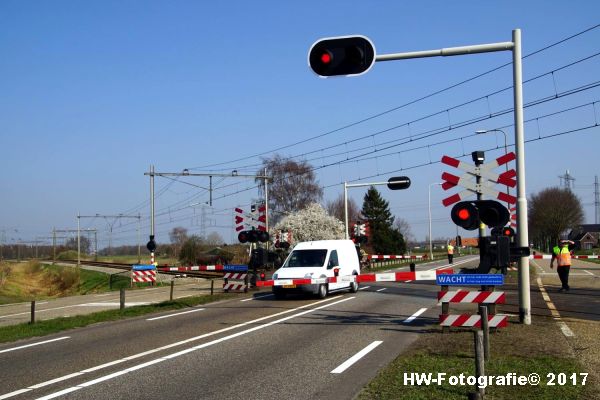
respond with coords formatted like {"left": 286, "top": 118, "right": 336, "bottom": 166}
{"left": 317, "top": 284, "right": 328, "bottom": 299}
{"left": 349, "top": 281, "right": 359, "bottom": 293}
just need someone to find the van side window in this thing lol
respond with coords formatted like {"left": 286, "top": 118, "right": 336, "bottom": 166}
{"left": 327, "top": 250, "right": 339, "bottom": 269}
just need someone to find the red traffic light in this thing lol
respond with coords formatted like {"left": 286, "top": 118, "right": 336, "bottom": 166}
{"left": 320, "top": 51, "right": 332, "bottom": 64}
{"left": 458, "top": 209, "right": 470, "bottom": 221}
{"left": 308, "top": 35, "right": 376, "bottom": 77}
{"left": 450, "top": 201, "right": 479, "bottom": 230}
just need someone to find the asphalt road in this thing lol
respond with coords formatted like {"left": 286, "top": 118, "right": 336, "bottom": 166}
{"left": 530, "top": 256, "right": 600, "bottom": 321}
{"left": 0, "top": 256, "right": 479, "bottom": 400}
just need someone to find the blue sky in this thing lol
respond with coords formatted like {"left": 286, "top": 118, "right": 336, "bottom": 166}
{"left": 1, "top": 1, "right": 599, "bottom": 249}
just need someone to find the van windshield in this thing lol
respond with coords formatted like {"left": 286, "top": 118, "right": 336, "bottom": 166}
{"left": 283, "top": 249, "right": 328, "bottom": 268}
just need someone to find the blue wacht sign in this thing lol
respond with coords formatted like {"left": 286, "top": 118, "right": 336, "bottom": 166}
{"left": 436, "top": 274, "right": 504, "bottom": 286}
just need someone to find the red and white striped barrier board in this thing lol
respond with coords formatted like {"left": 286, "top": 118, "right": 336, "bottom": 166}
{"left": 437, "top": 290, "right": 505, "bottom": 304}
{"left": 439, "top": 314, "right": 508, "bottom": 328}
{"left": 223, "top": 273, "right": 248, "bottom": 292}
{"left": 131, "top": 270, "right": 157, "bottom": 283}
{"left": 367, "top": 255, "right": 427, "bottom": 260}
{"left": 223, "top": 272, "right": 247, "bottom": 280}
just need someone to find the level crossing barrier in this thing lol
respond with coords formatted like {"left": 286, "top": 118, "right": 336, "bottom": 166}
{"left": 256, "top": 268, "right": 453, "bottom": 287}
{"left": 528, "top": 254, "right": 600, "bottom": 260}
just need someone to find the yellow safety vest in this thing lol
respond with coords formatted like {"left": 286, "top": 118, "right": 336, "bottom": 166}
{"left": 447, "top": 245, "right": 454, "bottom": 255}
{"left": 557, "top": 246, "right": 571, "bottom": 267}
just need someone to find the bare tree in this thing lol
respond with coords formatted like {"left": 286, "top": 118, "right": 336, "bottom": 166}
{"left": 257, "top": 154, "right": 323, "bottom": 224}
{"left": 169, "top": 227, "right": 189, "bottom": 257}
{"left": 394, "top": 217, "right": 414, "bottom": 246}
{"left": 326, "top": 194, "right": 361, "bottom": 225}
{"left": 528, "top": 187, "right": 584, "bottom": 250}
{"left": 205, "top": 232, "right": 224, "bottom": 246}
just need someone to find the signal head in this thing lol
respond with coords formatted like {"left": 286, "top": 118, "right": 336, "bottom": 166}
{"left": 308, "top": 35, "right": 376, "bottom": 77}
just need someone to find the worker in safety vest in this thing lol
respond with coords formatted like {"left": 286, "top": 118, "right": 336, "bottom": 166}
{"left": 447, "top": 243, "right": 454, "bottom": 264}
{"left": 550, "top": 240, "right": 574, "bottom": 292}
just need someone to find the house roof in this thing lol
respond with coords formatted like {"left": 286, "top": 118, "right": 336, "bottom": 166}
{"left": 568, "top": 224, "right": 600, "bottom": 240}
{"left": 450, "top": 237, "right": 479, "bottom": 247}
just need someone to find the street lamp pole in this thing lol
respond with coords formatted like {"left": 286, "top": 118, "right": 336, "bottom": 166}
{"left": 429, "top": 183, "right": 442, "bottom": 260}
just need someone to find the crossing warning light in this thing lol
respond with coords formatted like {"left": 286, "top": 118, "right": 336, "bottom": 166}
{"left": 387, "top": 176, "right": 411, "bottom": 191}
{"left": 308, "top": 36, "right": 376, "bottom": 77}
{"left": 451, "top": 202, "right": 479, "bottom": 230}
{"left": 238, "top": 230, "right": 269, "bottom": 244}
{"left": 451, "top": 200, "right": 510, "bottom": 231}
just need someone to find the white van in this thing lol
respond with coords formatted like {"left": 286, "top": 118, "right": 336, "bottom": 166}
{"left": 271, "top": 240, "right": 361, "bottom": 299}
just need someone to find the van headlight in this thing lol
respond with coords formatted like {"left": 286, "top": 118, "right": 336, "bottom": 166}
{"left": 272, "top": 273, "right": 278, "bottom": 280}
{"left": 304, "top": 272, "right": 314, "bottom": 278}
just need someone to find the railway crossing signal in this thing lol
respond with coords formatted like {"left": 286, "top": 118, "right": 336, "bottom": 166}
{"left": 450, "top": 200, "right": 510, "bottom": 231}
{"left": 238, "top": 229, "right": 269, "bottom": 244}
{"left": 308, "top": 36, "right": 376, "bottom": 77}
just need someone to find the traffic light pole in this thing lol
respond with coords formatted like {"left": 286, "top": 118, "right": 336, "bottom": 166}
{"left": 369, "top": 29, "right": 530, "bottom": 324}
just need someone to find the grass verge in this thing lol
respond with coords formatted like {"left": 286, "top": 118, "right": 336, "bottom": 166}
{"left": 358, "top": 315, "right": 599, "bottom": 399}
{"left": 0, "top": 292, "right": 236, "bottom": 344}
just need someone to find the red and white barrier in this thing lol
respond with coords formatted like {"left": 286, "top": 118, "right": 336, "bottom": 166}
{"left": 329, "top": 268, "right": 453, "bottom": 284}
{"left": 439, "top": 314, "right": 508, "bottom": 328}
{"left": 131, "top": 270, "right": 157, "bottom": 283}
{"left": 367, "top": 255, "right": 427, "bottom": 260}
{"left": 437, "top": 290, "right": 505, "bottom": 304}
{"left": 223, "top": 273, "right": 248, "bottom": 293}
{"left": 257, "top": 268, "right": 454, "bottom": 287}
{"left": 256, "top": 277, "right": 327, "bottom": 287}
{"left": 158, "top": 265, "right": 226, "bottom": 272}
{"left": 528, "top": 254, "right": 600, "bottom": 260}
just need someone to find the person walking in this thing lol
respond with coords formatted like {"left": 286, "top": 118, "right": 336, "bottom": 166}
{"left": 550, "top": 240, "right": 574, "bottom": 292}
{"left": 447, "top": 243, "right": 454, "bottom": 264}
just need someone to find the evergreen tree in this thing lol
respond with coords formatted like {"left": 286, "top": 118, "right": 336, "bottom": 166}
{"left": 361, "top": 187, "right": 406, "bottom": 254}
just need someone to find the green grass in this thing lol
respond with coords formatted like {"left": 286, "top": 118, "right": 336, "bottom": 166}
{"left": 0, "top": 293, "right": 236, "bottom": 344}
{"left": 360, "top": 351, "right": 589, "bottom": 399}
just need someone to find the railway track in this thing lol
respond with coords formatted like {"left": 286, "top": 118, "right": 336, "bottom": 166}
{"left": 58, "top": 259, "right": 225, "bottom": 280}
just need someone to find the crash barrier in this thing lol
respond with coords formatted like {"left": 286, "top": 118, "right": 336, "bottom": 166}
{"left": 529, "top": 254, "right": 600, "bottom": 259}
{"left": 256, "top": 268, "right": 454, "bottom": 287}
{"left": 131, "top": 265, "right": 157, "bottom": 284}
{"left": 223, "top": 272, "right": 248, "bottom": 292}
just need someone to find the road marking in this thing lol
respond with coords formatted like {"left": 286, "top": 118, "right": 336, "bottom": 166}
{"left": 33, "top": 296, "right": 355, "bottom": 400}
{"left": 375, "top": 288, "right": 387, "bottom": 292}
{"left": 536, "top": 277, "right": 574, "bottom": 338}
{"left": 94, "top": 294, "right": 112, "bottom": 297}
{"left": 0, "top": 337, "right": 70, "bottom": 354}
{"left": 0, "top": 296, "right": 345, "bottom": 400}
{"left": 146, "top": 308, "right": 205, "bottom": 321}
{"left": 358, "top": 286, "right": 370, "bottom": 291}
{"left": 331, "top": 341, "right": 383, "bottom": 374}
{"left": 583, "top": 270, "right": 595, "bottom": 276}
{"left": 404, "top": 280, "right": 412, "bottom": 283}
{"left": 403, "top": 308, "right": 427, "bottom": 324}
{"left": 241, "top": 293, "right": 275, "bottom": 302}
{"left": 81, "top": 302, "right": 151, "bottom": 307}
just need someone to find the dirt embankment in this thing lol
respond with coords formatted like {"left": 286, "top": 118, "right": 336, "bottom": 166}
{"left": 0, "top": 261, "right": 80, "bottom": 303}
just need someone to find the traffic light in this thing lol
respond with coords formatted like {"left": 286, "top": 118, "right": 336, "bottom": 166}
{"left": 478, "top": 235, "right": 511, "bottom": 273}
{"left": 146, "top": 235, "right": 156, "bottom": 252}
{"left": 451, "top": 200, "right": 510, "bottom": 231}
{"left": 450, "top": 202, "right": 479, "bottom": 230}
{"left": 387, "top": 176, "right": 411, "bottom": 190}
{"left": 308, "top": 36, "right": 376, "bottom": 77}
{"left": 238, "top": 230, "right": 269, "bottom": 243}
